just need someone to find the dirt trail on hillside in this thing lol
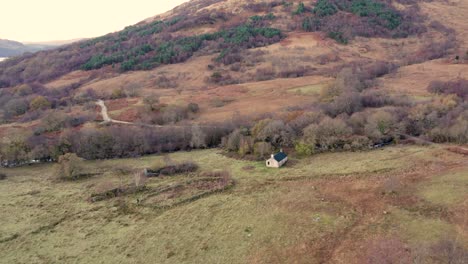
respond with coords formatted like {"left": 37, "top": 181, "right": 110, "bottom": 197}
{"left": 95, "top": 100, "right": 218, "bottom": 129}
{"left": 96, "top": 100, "right": 135, "bottom": 125}
{"left": 96, "top": 100, "right": 171, "bottom": 128}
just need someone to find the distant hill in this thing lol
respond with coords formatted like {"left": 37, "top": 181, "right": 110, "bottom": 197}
{"left": 0, "top": 39, "right": 55, "bottom": 57}
{"left": 24, "top": 38, "right": 84, "bottom": 47}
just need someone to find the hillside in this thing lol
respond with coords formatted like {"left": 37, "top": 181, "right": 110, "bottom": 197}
{"left": 0, "top": 0, "right": 466, "bottom": 160}
{"left": 0, "top": 0, "right": 467, "bottom": 263}
{"left": 0, "top": 0, "right": 452, "bottom": 86}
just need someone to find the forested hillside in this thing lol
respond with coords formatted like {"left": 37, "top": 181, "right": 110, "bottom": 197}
{"left": 0, "top": 0, "right": 429, "bottom": 87}
{"left": 0, "top": 0, "right": 467, "bottom": 165}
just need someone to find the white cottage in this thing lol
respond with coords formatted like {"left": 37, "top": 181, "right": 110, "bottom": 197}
{"left": 266, "top": 150, "right": 288, "bottom": 168}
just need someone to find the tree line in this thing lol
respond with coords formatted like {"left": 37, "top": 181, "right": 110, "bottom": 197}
{"left": 0, "top": 121, "right": 237, "bottom": 167}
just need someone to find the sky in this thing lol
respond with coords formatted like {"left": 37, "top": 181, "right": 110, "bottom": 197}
{"left": 0, "top": 0, "right": 189, "bottom": 43}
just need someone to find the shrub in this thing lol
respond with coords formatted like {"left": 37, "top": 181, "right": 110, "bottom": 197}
{"left": 255, "top": 67, "right": 277, "bottom": 81}
{"left": 143, "top": 95, "right": 160, "bottom": 111}
{"left": 110, "top": 88, "right": 126, "bottom": 99}
{"left": 324, "top": 91, "right": 363, "bottom": 116}
{"left": 302, "top": 17, "right": 322, "bottom": 32}
{"left": 230, "top": 63, "right": 242, "bottom": 72}
{"left": 225, "top": 129, "right": 242, "bottom": 151}
{"left": 427, "top": 80, "right": 445, "bottom": 94}
{"left": 187, "top": 102, "right": 200, "bottom": 113}
{"left": 427, "top": 79, "right": 468, "bottom": 100}
{"left": 83, "top": 54, "right": 123, "bottom": 70}
{"left": 308, "top": 117, "right": 352, "bottom": 150}
{"left": 15, "top": 84, "right": 34, "bottom": 96}
{"left": 254, "top": 142, "right": 273, "bottom": 159}
{"left": 190, "top": 125, "right": 207, "bottom": 148}
{"left": 364, "top": 109, "right": 399, "bottom": 140}
{"left": 322, "top": 67, "right": 365, "bottom": 101}
{"left": 250, "top": 13, "right": 276, "bottom": 23}
{"left": 254, "top": 119, "right": 295, "bottom": 147}
{"left": 313, "top": 0, "right": 338, "bottom": 17}
{"left": 447, "top": 119, "right": 468, "bottom": 144}
{"left": 238, "top": 136, "right": 254, "bottom": 156}
{"left": 156, "top": 75, "right": 178, "bottom": 88}
{"left": 19, "top": 110, "right": 43, "bottom": 123}
{"left": 361, "top": 90, "right": 393, "bottom": 108}
{"left": 302, "top": 123, "right": 318, "bottom": 145}
{"left": 217, "top": 49, "right": 242, "bottom": 65}
{"left": 289, "top": 111, "right": 324, "bottom": 134}
{"left": 350, "top": 0, "right": 402, "bottom": 29}
{"left": 294, "top": 2, "right": 307, "bottom": 15}
{"left": 4, "top": 98, "right": 29, "bottom": 117}
{"left": 29, "top": 96, "right": 51, "bottom": 111}
{"left": 295, "top": 141, "right": 315, "bottom": 156}
{"left": 161, "top": 105, "right": 189, "bottom": 124}
{"left": 39, "top": 112, "right": 68, "bottom": 132}
{"left": 277, "top": 66, "right": 310, "bottom": 78}
{"left": 350, "top": 135, "right": 371, "bottom": 150}
{"left": 0, "top": 135, "right": 30, "bottom": 166}
{"left": 328, "top": 31, "right": 348, "bottom": 44}
{"left": 148, "top": 161, "right": 199, "bottom": 177}
{"left": 209, "top": 72, "right": 223, "bottom": 83}
{"left": 55, "top": 153, "right": 84, "bottom": 180}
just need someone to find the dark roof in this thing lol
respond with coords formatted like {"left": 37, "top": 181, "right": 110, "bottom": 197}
{"left": 273, "top": 152, "right": 287, "bottom": 162}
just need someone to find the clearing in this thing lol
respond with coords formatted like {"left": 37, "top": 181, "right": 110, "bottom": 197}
{"left": 0, "top": 145, "right": 467, "bottom": 263}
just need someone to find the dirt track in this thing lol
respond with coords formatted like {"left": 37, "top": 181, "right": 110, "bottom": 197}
{"left": 95, "top": 100, "right": 219, "bottom": 129}
{"left": 96, "top": 100, "right": 134, "bottom": 125}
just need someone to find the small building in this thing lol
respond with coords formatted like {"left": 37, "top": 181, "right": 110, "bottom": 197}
{"left": 266, "top": 150, "right": 288, "bottom": 168}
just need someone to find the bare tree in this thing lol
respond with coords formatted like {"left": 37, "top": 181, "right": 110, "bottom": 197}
{"left": 190, "top": 125, "right": 207, "bottom": 148}
{"left": 55, "top": 153, "right": 83, "bottom": 180}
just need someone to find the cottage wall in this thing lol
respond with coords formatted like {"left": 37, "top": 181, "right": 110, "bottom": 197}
{"left": 266, "top": 159, "right": 280, "bottom": 168}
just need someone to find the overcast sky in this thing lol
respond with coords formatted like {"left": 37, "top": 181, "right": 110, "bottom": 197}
{"left": 0, "top": 0, "right": 189, "bottom": 42}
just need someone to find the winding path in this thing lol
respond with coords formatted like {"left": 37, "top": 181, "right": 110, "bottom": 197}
{"left": 95, "top": 100, "right": 215, "bottom": 129}
{"left": 96, "top": 100, "right": 134, "bottom": 125}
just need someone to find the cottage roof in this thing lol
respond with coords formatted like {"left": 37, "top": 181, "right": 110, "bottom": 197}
{"left": 273, "top": 152, "right": 287, "bottom": 162}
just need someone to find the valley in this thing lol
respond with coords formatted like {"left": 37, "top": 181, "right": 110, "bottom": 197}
{"left": 1, "top": 145, "right": 466, "bottom": 263}
{"left": 0, "top": 0, "right": 467, "bottom": 263}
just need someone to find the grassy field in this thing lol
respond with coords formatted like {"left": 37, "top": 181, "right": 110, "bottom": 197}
{"left": 0, "top": 145, "right": 467, "bottom": 263}
{"left": 287, "top": 83, "right": 328, "bottom": 96}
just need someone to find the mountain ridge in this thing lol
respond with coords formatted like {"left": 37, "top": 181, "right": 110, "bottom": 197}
{"left": 0, "top": 38, "right": 56, "bottom": 57}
